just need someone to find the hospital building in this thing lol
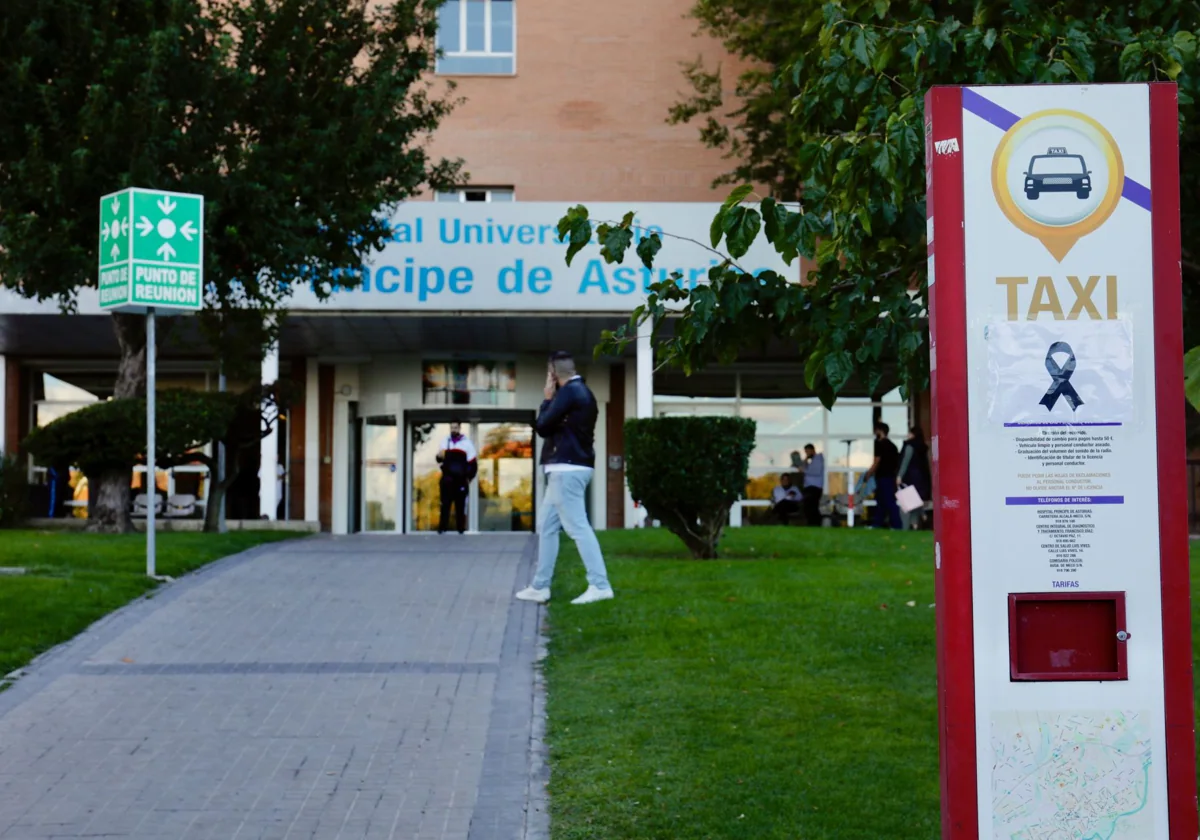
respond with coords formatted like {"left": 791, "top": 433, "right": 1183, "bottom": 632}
{"left": 0, "top": 0, "right": 929, "bottom": 534}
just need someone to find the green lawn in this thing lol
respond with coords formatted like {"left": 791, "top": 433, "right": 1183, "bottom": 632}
{"left": 540, "top": 528, "right": 1006, "bottom": 838}
{"left": 0, "top": 530, "right": 298, "bottom": 676}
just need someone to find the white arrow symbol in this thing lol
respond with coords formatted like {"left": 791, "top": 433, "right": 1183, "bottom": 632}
{"left": 157, "top": 197, "right": 177, "bottom": 215}
{"left": 110, "top": 244, "right": 121, "bottom": 260}
{"left": 157, "top": 242, "right": 176, "bottom": 261}
{"left": 120, "top": 218, "right": 130, "bottom": 236}
{"left": 180, "top": 221, "right": 197, "bottom": 242}
{"left": 111, "top": 197, "right": 120, "bottom": 214}
{"left": 137, "top": 216, "right": 154, "bottom": 236}
{"left": 102, "top": 223, "right": 110, "bottom": 242}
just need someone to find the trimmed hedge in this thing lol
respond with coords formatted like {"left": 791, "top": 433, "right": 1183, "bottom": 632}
{"left": 23, "top": 390, "right": 238, "bottom": 478}
{"left": 624, "top": 416, "right": 756, "bottom": 559}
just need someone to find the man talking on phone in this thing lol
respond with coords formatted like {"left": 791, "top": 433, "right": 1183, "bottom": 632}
{"left": 515, "top": 351, "right": 614, "bottom": 605}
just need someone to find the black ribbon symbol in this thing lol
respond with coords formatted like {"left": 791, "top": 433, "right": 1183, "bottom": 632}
{"left": 1040, "top": 341, "right": 1084, "bottom": 411}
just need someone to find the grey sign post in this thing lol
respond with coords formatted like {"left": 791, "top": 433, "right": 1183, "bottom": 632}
{"left": 98, "top": 188, "right": 204, "bottom": 578}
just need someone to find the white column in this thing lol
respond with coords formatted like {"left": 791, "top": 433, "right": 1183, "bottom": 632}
{"left": 304, "top": 358, "right": 319, "bottom": 522}
{"left": 0, "top": 355, "right": 7, "bottom": 456}
{"left": 331, "top": 397, "right": 350, "bottom": 535}
{"left": 258, "top": 342, "right": 280, "bottom": 519}
{"left": 623, "top": 358, "right": 638, "bottom": 528}
{"left": 592, "top": 403, "right": 607, "bottom": 531}
{"left": 636, "top": 329, "right": 653, "bottom": 419}
{"left": 330, "top": 365, "right": 358, "bottom": 535}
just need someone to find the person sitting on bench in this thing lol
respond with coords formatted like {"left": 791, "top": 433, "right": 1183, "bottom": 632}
{"left": 770, "top": 474, "right": 802, "bottom": 524}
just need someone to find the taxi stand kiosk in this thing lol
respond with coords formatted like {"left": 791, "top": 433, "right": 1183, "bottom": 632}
{"left": 925, "top": 82, "right": 1197, "bottom": 838}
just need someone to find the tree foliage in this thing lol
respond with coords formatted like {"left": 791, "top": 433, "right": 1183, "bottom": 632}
{"left": 0, "top": 0, "right": 459, "bottom": 312}
{"left": 566, "top": 0, "right": 1200, "bottom": 406}
{"left": 624, "top": 416, "right": 756, "bottom": 559}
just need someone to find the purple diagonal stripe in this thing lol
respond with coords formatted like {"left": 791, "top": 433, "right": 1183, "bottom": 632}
{"left": 962, "top": 88, "right": 1019, "bottom": 131}
{"left": 1121, "top": 177, "right": 1152, "bottom": 210}
{"left": 961, "top": 88, "right": 1151, "bottom": 211}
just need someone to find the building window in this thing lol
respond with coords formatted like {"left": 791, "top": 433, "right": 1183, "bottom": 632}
{"left": 436, "top": 0, "right": 515, "bottom": 76}
{"left": 422, "top": 360, "right": 517, "bottom": 406}
{"left": 435, "top": 188, "right": 514, "bottom": 203}
{"left": 654, "top": 378, "right": 912, "bottom": 525}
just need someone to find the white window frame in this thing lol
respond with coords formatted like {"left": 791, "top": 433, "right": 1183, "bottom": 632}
{"left": 435, "top": 187, "right": 515, "bottom": 203}
{"left": 437, "top": 0, "right": 517, "bottom": 75}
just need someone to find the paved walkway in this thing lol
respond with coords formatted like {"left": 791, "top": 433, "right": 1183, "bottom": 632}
{"left": 0, "top": 534, "right": 548, "bottom": 840}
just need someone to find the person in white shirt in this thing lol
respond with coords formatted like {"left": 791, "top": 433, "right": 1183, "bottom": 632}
{"left": 436, "top": 420, "right": 477, "bottom": 534}
{"left": 771, "top": 474, "right": 802, "bottom": 524}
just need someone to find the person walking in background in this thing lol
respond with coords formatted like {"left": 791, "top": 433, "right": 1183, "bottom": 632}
{"left": 770, "top": 474, "right": 802, "bottom": 524}
{"left": 864, "top": 422, "right": 902, "bottom": 529}
{"left": 436, "top": 420, "right": 477, "bottom": 534}
{"left": 898, "top": 426, "right": 932, "bottom": 530}
{"left": 801, "top": 443, "right": 825, "bottom": 526}
{"left": 516, "top": 351, "right": 614, "bottom": 605}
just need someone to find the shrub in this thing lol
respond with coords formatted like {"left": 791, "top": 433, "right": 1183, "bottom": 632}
{"left": 23, "top": 390, "right": 240, "bottom": 531}
{"left": 0, "top": 453, "right": 28, "bottom": 528}
{"left": 624, "top": 416, "right": 756, "bottom": 559}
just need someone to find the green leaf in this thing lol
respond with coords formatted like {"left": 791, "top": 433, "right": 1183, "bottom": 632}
{"left": 636, "top": 233, "right": 662, "bottom": 270}
{"left": 852, "top": 29, "right": 871, "bottom": 66}
{"left": 722, "top": 206, "right": 762, "bottom": 259}
{"left": 600, "top": 224, "right": 633, "bottom": 264}
{"left": 983, "top": 28, "right": 997, "bottom": 51}
{"left": 557, "top": 205, "right": 588, "bottom": 242}
{"left": 824, "top": 350, "right": 855, "bottom": 392}
{"left": 872, "top": 143, "right": 893, "bottom": 178}
{"left": 720, "top": 184, "right": 755, "bottom": 213}
{"left": 804, "top": 349, "right": 825, "bottom": 390}
{"left": 761, "top": 196, "right": 782, "bottom": 241}
{"left": 1174, "top": 31, "right": 1197, "bottom": 62}
{"left": 710, "top": 209, "right": 727, "bottom": 248}
{"left": 1185, "top": 346, "right": 1200, "bottom": 413}
{"left": 621, "top": 210, "right": 635, "bottom": 228}
{"left": 564, "top": 215, "right": 593, "bottom": 267}
{"left": 1119, "top": 43, "right": 1146, "bottom": 77}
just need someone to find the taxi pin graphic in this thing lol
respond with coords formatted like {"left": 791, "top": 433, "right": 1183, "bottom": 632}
{"left": 990, "top": 109, "right": 1125, "bottom": 263}
{"left": 1040, "top": 341, "right": 1084, "bottom": 412}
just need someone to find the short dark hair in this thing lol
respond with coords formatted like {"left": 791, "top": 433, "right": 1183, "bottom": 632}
{"left": 875, "top": 422, "right": 890, "bottom": 436}
{"left": 450, "top": 417, "right": 463, "bottom": 426}
{"left": 804, "top": 443, "right": 816, "bottom": 452}
{"left": 549, "top": 350, "right": 573, "bottom": 362}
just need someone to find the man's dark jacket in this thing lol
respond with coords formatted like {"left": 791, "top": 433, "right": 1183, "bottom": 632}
{"left": 535, "top": 377, "right": 597, "bottom": 469}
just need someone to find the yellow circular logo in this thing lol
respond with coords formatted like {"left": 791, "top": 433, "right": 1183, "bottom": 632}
{"left": 991, "top": 109, "right": 1124, "bottom": 261}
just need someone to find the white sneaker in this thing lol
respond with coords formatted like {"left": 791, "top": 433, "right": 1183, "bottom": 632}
{"left": 570, "top": 585, "right": 615, "bottom": 605}
{"left": 515, "top": 586, "right": 550, "bottom": 604}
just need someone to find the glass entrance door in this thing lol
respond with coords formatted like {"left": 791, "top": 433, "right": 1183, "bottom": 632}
{"left": 407, "top": 417, "right": 536, "bottom": 533}
{"left": 476, "top": 422, "right": 535, "bottom": 532}
{"left": 361, "top": 416, "right": 399, "bottom": 532}
{"left": 410, "top": 421, "right": 451, "bottom": 532}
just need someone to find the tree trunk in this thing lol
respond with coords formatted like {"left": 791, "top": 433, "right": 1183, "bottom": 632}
{"left": 87, "top": 314, "right": 148, "bottom": 533}
{"left": 203, "top": 473, "right": 237, "bottom": 533}
{"left": 655, "top": 506, "right": 721, "bottom": 559}
{"left": 86, "top": 466, "right": 134, "bottom": 533}
{"left": 112, "top": 313, "right": 148, "bottom": 399}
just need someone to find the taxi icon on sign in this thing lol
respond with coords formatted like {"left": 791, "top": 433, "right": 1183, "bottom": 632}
{"left": 1024, "top": 147, "right": 1092, "bottom": 201}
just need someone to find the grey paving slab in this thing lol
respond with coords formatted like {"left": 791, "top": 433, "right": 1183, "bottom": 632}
{"left": 0, "top": 533, "right": 547, "bottom": 840}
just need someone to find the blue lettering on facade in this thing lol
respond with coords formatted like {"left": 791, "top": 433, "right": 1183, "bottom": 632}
{"left": 376, "top": 266, "right": 400, "bottom": 293}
